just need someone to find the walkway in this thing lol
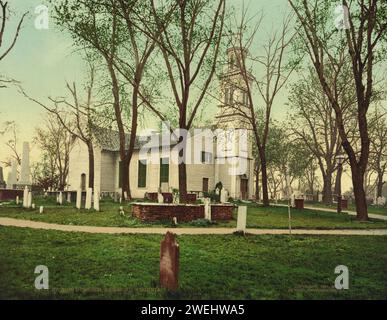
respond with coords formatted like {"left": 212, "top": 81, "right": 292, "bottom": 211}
{"left": 271, "top": 203, "right": 387, "bottom": 221}
{"left": 0, "top": 217, "right": 386, "bottom": 236}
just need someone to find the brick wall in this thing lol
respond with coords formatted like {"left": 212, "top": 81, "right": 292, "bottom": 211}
{"left": 0, "top": 189, "right": 24, "bottom": 201}
{"left": 132, "top": 203, "right": 234, "bottom": 222}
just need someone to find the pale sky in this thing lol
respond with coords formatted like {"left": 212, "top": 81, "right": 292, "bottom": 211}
{"left": 0, "top": 0, "right": 357, "bottom": 191}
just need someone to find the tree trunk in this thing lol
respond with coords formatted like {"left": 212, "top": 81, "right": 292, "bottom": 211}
{"left": 178, "top": 161, "right": 187, "bottom": 203}
{"left": 334, "top": 166, "right": 342, "bottom": 201}
{"left": 259, "top": 149, "right": 269, "bottom": 206}
{"left": 255, "top": 169, "right": 260, "bottom": 201}
{"left": 322, "top": 173, "right": 333, "bottom": 204}
{"left": 121, "top": 156, "right": 131, "bottom": 201}
{"left": 351, "top": 167, "right": 368, "bottom": 220}
{"left": 87, "top": 142, "right": 94, "bottom": 189}
{"left": 376, "top": 170, "right": 384, "bottom": 197}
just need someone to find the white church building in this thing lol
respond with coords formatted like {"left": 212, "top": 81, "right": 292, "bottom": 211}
{"left": 67, "top": 45, "right": 255, "bottom": 200}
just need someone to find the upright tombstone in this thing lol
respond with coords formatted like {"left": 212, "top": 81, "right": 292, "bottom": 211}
{"left": 85, "top": 188, "right": 92, "bottom": 210}
{"left": 7, "top": 160, "right": 17, "bottom": 189}
{"left": 16, "top": 195, "right": 19, "bottom": 205}
{"left": 58, "top": 192, "right": 63, "bottom": 205}
{"left": 204, "top": 198, "right": 211, "bottom": 221}
{"left": 236, "top": 206, "right": 247, "bottom": 234}
{"left": 0, "top": 166, "right": 5, "bottom": 188}
{"left": 19, "top": 142, "right": 31, "bottom": 185}
{"left": 93, "top": 189, "right": 100, "bottom": 212}
{"left": 27, "top": 191, "right": 32, "bottom": 208}
{"left": 76, "top": 188, "right": 82, "bottom": 209}
{"left": 220, "top": 189, "right": 228, "bottom": 203}
{"left": 67, "top": 192, "right": 71, "bottom": 203}
{"left": 157, "top": 192, "right": 164, "bottom": 204}
{"left": 22, "top": 186, "right": 29, "bottom": 208}
{"left": 318, "top": 193, "right": 323, "bottom": 202}
{"left": 160, "top": 232, "right": 179, "bottom": 291}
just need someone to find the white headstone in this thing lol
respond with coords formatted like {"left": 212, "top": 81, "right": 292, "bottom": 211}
{"left": 220, "top": 189, "right": 228, "bottom": 203}
{"left": 172, "top": 192, "right": 179, "bottom": 204}
{"left": 318, "top": 193, "right": 323, "bottom": 202}
{"left": 7, "top": 160, "right": 17, "bottom": 188}
{"left": 67, "top": 192, "right": 71, "bottom": 203}
{"left": 376, "top": 196, "right": 386, "bottom": 206}
{"left": 204, "top": 198, "right": 211, "bottom": 221}
{"left": 39, "top": 206, "right": 44, "bottom": 214}
{"left": 76, "top": 189, "right": 82, "bottom": 209}
{"left": 158, "top": 192, "right": 164, "bottom": 204}
{"left": 172, "top": 217, "right": 178, "bottom": 225}
{"left": 19, "top": 142, "right": 31, "bottom": 185}
{"left": 93, "top": 189, "right": 100, "bottom": 211}
{"left": 58, "top": 192, "right": 63, "bottom": 205}
{"left": 31, "top": 203, "right": 35, "bottom": 209}
{"left": 290, "top": 194, "right": 295, "bottom": 207}
{"left": 236, "top": 206, "right": 247, "bottom": 233}
{"left": 85, "top": 188, "right": 92, "bottom": 209}
{"left": 22, "top": 186, "right": 28, "bottom": 208}
{"left": 16, "top": 195, "right": 19, "bottom": 205}
{"left": 27, "top": 191, "right": 32, "bottom": 208}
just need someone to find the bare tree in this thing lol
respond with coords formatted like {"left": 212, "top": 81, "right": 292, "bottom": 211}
{"left": 1, "top": 121, "right": 21, "bottom": 167}
{"left": 0, "top": 1, "right": 27, "bottom": 63}
{"left": 137, "top": 0, "right": 226, "bottom": 202}
{"left": 21, "top": 65, "right": 102, "bottom": 190}
{"left": 288, "top": 0, "right": 387, "bottom": 220}
{"left": 34, "top": 114, "right": 75, "bottom": 190}
{"left": 288, "top": 66, "right": 355, "bottom": 204}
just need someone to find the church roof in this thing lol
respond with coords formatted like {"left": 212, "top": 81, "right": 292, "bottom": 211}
{"left": 92, "top": 127, "right": 180, "bottom": 152}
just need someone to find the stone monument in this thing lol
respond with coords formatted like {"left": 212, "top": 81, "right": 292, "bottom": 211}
{"left": 18, "top": 142, "right": 31, "bottom": 186}
{"left": 236, "top": 206, "right": 247, "bottom": 234}
{"left": 0, "top": 166, "right": 5, "bottom": 188}
{"left": 160, "top": 232, "right": 179, "bottom": 291}
{"left": 7, "top": 160, "right": 17, "bottom": 189}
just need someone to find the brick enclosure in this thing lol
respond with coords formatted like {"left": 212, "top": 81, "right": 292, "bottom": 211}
{"left": 132, "top": 203, "right": 234, "bottom": 222}
{"left": 0, "top": 189, "right": 24, "bottom": 201}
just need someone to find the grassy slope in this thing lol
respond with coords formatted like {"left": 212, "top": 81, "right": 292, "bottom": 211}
{"left": 0, "top": 226, "right": 386, "bottom": 299}
{"left": 1, "top": 199, "right": 387, "bottom": 229}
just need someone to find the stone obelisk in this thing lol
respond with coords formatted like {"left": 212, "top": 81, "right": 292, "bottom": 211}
{"left": 19, "top": 142, "right": 31, "bottom": 186}
{"left": 7, "top": 160, "right": 18, "bottom": 189}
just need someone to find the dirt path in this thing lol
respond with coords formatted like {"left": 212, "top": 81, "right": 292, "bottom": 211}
{"left": 0, "top": 217, "right": 386, "bottom": 236}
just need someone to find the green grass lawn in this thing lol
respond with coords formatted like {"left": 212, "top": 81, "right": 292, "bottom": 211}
{"left": 1, "top": 197, "right": 387, "bottom": 229}
{"left": 0, "top": 226, "right": 386, "bottom": 299}
{"left": 303, "top": 201, "right": 387, "bottom": 216}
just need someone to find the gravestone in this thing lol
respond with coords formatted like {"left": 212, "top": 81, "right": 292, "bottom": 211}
{"left": 220, "top": 189, "right": 228, "bottom": 203}
{"left": 290, "top": 194, "right": 295, "bottom": 207}
{"left": 160, "top": 232, "right": 179, "bottom": 291}
{"left": 76, "top": 189, "right": 82, "bottom": 209}
{"left": 22, "top": 186, "right": 29, "bottom": 208}
{"left": 94, "top": 189, "right": 100, "bottom": 211}
{"left": 0, "top": 166, "right": 5, "bottom": 188}
{"left": 19, "top": 142, "right": 31, "bottom": 185}
{"left": 318, "top": 193, "right": 323, "bottom": 202}
{"left": 39, "top": 206, "right": 44, "bottom": 214}
{"left": 204, "top": 198, "right": 211, "bottom": 221}
{"left": 58, "top": 192, "right": 63, "bottom": 205}
{"left": 67, "top": 192, "right": 71, "bottom": 203}
{"left": 7, "top": 160, "right": 17, "bottom": 189}
{"left": 376, "top": 196, "right": 386, "bottom": 206}
{"left": 85, "top": 188, "right": 92, "bottom": 209}
{"left": 27, "top": 191, "right": 32, "bottom": 208}
{"left": 157, "top": 192, "right": 164, "bottom": 204}
{"left": 16, "top": 196, "right": 19, "bottom": 205}
{"left": 236, "top": 206, "right": 247, "bottom": 234}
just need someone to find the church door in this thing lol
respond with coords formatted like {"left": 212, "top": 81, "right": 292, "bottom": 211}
{"left": 240, "top": 178, "right": 248, "bottom": 200}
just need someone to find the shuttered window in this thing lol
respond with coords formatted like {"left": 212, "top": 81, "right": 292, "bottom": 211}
{"left": 138, "top": 160, "right": 147, "bottom": 188}
{"left": 160, "top": 158, "right": 169, "bottom": 185}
